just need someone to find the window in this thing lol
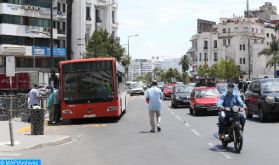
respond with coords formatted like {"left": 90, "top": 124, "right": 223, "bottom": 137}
{"left": 204, "top": 53, "right": 208, "bottom": 61}
{"left": 223, "top": 39, "right": 226, "bottom": 46}
{"left": 267, "top": 42, "right": 269, "bottom": 45}
{"left": 62, "top": 22, "right": 66, "bottom": 32}
{"left": 254, "top": 39, "right": 257, "bottom": 44}
{"left": 271, "top": 34, "right": 274, "bottom": 38}
{"left": 86, "top": 7, "right": 91, "bottom": 20}
{"left": 96, "top": 9, "right": 101, "bottom": 22}
{"left": 240, "top": 44, "right": 242, "bottom": 50}
{"left": 204, "top": 41, "right": 208, "bottom": 49}
{"left": 243, "top": 58, "right": 246, "bottom": 64}
{"left": 243, "top": 44, "right": 245, "bottom": 50}
{"left": 240, "top": 58, "right": 242, "bottom": 64}
{"left": 62, "top": 4, "right": 66, "bottom": 12}
{"left": 252, "top": 28, "right": 254, "bottom": 32}
{"left": 228, "top": 38, "right": 230, "bottom": 46}
{"left": 214, "top": 40, "right": 217, "bottom": 48}
{"left": 199, "top": 53, "right": 201, "bottom": 61}
{"left": 266, "top": 33, "right": 269, "bottom": 37}
{"left": 112, "top": 11, "right": 115, "bottom": 23}
{"left": 244, "top": 27, "right": 248, "bottom": 32}
{"left": 235, "top": 27, "right": 239, "bottom": 32}
{"left": 222, "top": 28, "right": 226, "bottom": 33}
{"left": 214, "top": 52, "right": 218, "bottom": 61}
{"left": 228, "top": 28, "right": 230, "bottom": 33}
{"left": 57, "top": 3, "right": 61, "bottom": 12}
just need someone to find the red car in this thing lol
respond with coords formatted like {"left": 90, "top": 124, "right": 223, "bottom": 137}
{"left": 162, "top": 85, "right": 174, "bottom": 100}
{"left": 189, "top": 87, "right": 220, "bottom": 115}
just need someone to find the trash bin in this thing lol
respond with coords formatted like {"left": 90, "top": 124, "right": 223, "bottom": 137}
{"left": 30, "top": 107, "right": 45, "bottom": 135}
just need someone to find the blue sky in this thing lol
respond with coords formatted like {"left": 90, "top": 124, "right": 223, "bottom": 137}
{"left": 117, "top": 0, "right": 279, "bottom": 60}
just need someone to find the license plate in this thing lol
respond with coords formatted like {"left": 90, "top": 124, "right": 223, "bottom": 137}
{"left": 208, "top": 107, "right": 217, "bottom": 111}
{"left": 84, "top": 114, "right": 96, "bottom": 118}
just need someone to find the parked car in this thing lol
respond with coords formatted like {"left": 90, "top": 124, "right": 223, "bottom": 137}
{"left": 130, "top": 85, "right": 144, "bottom": 96}
{"left": 189, "top": 87, "right": 220, "bottom": 116}
{"left": 171, "top": 85, "right": 193, "bottom": 108}
{"left": 245, "top": 78, "right": 279, "bottom": 122}
{"left": 162, "top": 85, "right": 174, "bottom": 100}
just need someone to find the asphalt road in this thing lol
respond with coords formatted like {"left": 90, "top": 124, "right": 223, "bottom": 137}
{"left": 3, "top": 96, "right": 279, "bottom": 165}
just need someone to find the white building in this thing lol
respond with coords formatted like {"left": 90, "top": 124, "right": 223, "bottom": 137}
{"left": 128, "top": 59, "right": 155, "bottom": 81}
{"left": 190, "top": 17, "right": 277, "bottom": 78}
{"left": 161, "top": 58, "right": 182, "bottom": 73}
{"left": 0, "top": 0, "right": 62, "bottom": 84}
{"left": 71, "top": 0, "right": 118, "bottom": 59}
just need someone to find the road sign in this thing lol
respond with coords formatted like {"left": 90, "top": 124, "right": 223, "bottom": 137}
{"left": 6, "top": 56, "right": 15, "bottom": 77}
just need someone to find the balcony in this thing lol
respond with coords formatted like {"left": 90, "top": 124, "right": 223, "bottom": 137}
{"left": 218, "top": 32, "right": 265, "bottom": 39}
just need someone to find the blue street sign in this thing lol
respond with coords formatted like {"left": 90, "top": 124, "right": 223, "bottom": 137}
{"left": 32, "top": 46, "right": 66, "bottom": 57}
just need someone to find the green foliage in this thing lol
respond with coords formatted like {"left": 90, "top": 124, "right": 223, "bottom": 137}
{"left": 259, "top": 36, "right": 279, "bottom": 77}
{"left": 86, "top": 29, "right": 125, "bottom": 64}
{"left": 198, "top": 58, "right": 239, "bottom": 81}
{"left": 179, "top": 55, "right": 191, "bottom": 72}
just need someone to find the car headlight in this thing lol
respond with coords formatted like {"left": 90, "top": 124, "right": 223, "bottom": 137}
{"left": 266, "top": 96, "right": 275, "bottom": 103}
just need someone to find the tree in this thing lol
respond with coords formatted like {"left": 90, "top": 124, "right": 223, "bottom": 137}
{"left": 216, "top": 58, "right": 239, "bottom": 81}
{"left": 86, "top": 29, "right": 125, "bottom": 62}
{"left": 179, "top": 54, "right": 191, "bottom": 72}
{"left": 259, "top": 36, "right": 279, "bottom": 78}
{"left": 197, "top": 65, "right": 210, "bottom": 77}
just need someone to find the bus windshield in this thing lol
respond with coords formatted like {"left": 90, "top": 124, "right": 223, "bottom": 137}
{"left": 62, "top": 61, "right": 114, "bottom": 104}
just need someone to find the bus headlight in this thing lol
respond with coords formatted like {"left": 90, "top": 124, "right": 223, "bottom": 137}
{"left": 106, "top": 106, "right": 117, "bottom": 112}
{"left": 63, "top": 109, "right": 73, "bottom": 114}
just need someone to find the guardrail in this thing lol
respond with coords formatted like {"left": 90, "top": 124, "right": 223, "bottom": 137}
{"left": 0, "top": 94, "right": 48, "bottom": 121}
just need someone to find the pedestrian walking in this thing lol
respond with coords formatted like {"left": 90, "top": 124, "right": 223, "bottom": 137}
{"left": 28, "top": 84, "right": 40, "bottom": 108}
{"left": 53, "top": 87, "right": 61, "bottom": 123}
{"left": 145, "top": 80, "right": 163, "bottom": 132}
{"left": 47, "top": 87, "right": 55, "bottom": 125}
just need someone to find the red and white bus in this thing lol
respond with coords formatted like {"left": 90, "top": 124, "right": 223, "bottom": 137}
{"left": 59, "top": 58, "right": 127, "bottom": 120}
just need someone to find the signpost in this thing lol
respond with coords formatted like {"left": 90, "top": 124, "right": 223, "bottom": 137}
{"left": 6, "top": 56, "right": 15, "bottom": 146}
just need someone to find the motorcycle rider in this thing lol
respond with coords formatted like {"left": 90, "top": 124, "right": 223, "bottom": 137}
{"left": 217, "top": 83, "right": 247, "bottom": 140}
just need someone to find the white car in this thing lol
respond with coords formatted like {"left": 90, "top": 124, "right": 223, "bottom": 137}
{"left": 130, "top": 85, "right": 144, "bottom": 96}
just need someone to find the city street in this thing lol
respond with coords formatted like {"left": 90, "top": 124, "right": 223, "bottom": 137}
{"left": 1, "top": 95, "right": 279, "bottom": 165}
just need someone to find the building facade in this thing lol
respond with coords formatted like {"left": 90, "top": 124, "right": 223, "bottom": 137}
{"left": 161, "top": 58, "right": 183, "bottom": 73}
{"left": 128, "top": 59, "right": 155, "bottom": 81}
{"left": 189, "top": 17, "right": 277, "bottom": 78}
{"left": 0, "top": 0, "right": 65, "bottom": 85}
{"left": 0, "top": 0, "right": 118, "bottom": 85}
{"left": 71, "top": 0, "right": 118, "bottom": 59}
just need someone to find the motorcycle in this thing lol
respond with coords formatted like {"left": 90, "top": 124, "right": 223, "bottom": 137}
{"left": 218, "top": 106, "right": 244, "bottom": 153}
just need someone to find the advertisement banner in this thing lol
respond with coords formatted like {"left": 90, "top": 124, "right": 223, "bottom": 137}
{"left": 32, "top": 47, "right": 66, "bottom": 57}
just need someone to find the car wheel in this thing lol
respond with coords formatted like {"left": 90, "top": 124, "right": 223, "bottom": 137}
{"left": 193, "top": 107, "right": 199, "bottom": 116}
{"left": 171, "top": 101, "right": 177, "bottom": 108}
{"left": 259, "top": 106, "right": 267, "bottom": 122}
{"left": 130, "top": 93, "right": 133, "bottom": 96}
{"left": 189, "top": 107, "right": 193, "bottom": 114}
{"left": 246, "top": 107, "right": 253, "bottom": 119}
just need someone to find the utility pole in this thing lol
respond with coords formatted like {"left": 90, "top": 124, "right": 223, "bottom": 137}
{"left": 66, "top": 0, "right": 73, "bottom": 60}
{"left": 49, "top": 0, "right": 55, "bottom": 87}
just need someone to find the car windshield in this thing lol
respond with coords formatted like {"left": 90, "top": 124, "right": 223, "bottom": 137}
{"left": 175, "top": 86, "right": 193, "bottom": 93}
{"left": 196, "top": 89, "right": 219, "bottom": 98}
{"left": 261, "top": 81, "right": 279, "bottom": 93}
{"left": 134, "top": 85, "right": 142, "bottom": 88}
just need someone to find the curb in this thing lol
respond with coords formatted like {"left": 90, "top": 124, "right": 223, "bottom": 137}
{"left": 30, "top": 136, "right": 72, "bottom": 150}
{"left": 1, "top": 136, "right": 72, "bottom": 152}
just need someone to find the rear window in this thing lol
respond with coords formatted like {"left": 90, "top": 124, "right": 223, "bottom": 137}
{"left": 195, "top": 89, "right": 219, "bottom": 98}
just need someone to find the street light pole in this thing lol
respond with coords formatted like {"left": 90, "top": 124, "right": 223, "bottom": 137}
{"left": 50, "top": 0, "right": 54, "bottom": 82}
{"left": 127, "top": 34, "right": 139, "bottom": 80}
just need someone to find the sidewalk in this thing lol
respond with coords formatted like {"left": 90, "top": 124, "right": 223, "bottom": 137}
{"left": 0, "top": 118, "right": 71, "bottom": 152}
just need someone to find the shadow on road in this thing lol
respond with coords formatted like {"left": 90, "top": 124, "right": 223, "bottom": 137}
{"left": 247, "top": 115, "right": 279, "bottom": 123}
{"left": 49, "top": 117, "right": 120, "bottom": 126}
{"left": 139, "top": 131, "right": 157, "bottom": 134}
{"left": 209, "top": 144, "right": 237, "bottom": 154}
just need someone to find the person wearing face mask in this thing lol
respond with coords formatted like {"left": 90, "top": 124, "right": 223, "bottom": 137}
{"left": 217, "top": 83, "right": 247, "bottom": 140}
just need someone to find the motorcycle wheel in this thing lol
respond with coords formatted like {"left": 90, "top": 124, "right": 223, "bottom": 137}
{"left": 234, "top": 130, "right": 243, "bottom": 153}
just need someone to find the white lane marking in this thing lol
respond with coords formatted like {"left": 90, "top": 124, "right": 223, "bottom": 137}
{"left": 0, "top": 152, "right": 21, "bottom": 157}
{"left": 0, "top": 141, "right": 20, "bottom": 146}
{"left": 184, "top": 122, "right": 190, "bottom": 127}
{"left": 191, "top": 129, "right": 201, "bottom": 137}
{"left": 175, "top": 116, "right": 182, "bottom": 120}
{"left": 208, "top": 143, "right": 232, "bottom": 159}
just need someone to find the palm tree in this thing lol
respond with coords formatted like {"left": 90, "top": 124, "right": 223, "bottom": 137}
{"left": 259, "top": 36, "right": 279, "bottom": 78}
{"left": 179, "top": 54, "right": 191, "bottom": 72}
